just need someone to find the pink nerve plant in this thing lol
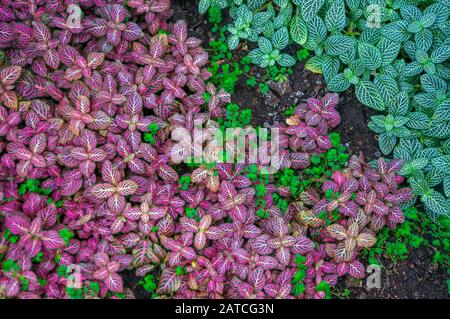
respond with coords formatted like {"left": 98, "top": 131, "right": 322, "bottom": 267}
{"left": 5, "top": 214, "right": 65, "bottom": 258}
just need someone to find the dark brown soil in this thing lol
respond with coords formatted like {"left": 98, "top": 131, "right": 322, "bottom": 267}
{"left": 348, "top": 246, "right": 448, "bottom": 299}
{"left": 122, "top": 0, "right": 448, "bottom": 299}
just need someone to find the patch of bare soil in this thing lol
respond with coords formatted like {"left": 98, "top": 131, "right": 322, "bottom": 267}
{"left": 349, "top": 246, "right": 448, "bottom": 299}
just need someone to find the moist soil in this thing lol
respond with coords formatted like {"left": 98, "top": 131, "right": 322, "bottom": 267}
{"left": 122, "top": 0, "right": 448, "bottom": 299}
{"left": 348, "top": 246, "right": 448, "bottom": 299}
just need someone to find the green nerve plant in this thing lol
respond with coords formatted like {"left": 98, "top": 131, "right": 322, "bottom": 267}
{"left": 198, "top": 0, "right": 450, "bottom": 221}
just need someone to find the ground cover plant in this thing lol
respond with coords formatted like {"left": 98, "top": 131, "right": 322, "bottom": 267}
{"left": 0, "top": 0, "right": 445, "bottom": 300}
{"left": 197, "top": 0, "right": 450, "bottom": 222}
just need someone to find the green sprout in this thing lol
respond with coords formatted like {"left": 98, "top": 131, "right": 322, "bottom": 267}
{"left": 59, "top": 228, "right": 74, "bottom": 246}
{"left": 138, "top": 274, "right": 158, "bottom": 296}
{"left": 179, "top": 175, "right": 192, "bottom": 190}
{"left": 143, "top": 123, "right": 160, "bottom": 145}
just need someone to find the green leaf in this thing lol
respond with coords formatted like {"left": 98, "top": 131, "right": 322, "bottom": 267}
{"left": 432, "top": 155, "right": 450, "bottom": 173}
{"left": 321, "top": 55, "right": 340, "bottom": 83}
{"left": 394, "top": 91, "right": 409, "bottom": 116}
{"left": 375, "top": 75, "right": 399, "bottom": 105}
{"left": 407, "top": 21, "right": 422, "bottom": 34}
{"left": 403, "top": 41, "right": 417, "bottom": 58}
{"left": 404, "top": 62, "right": 423, "bottom": 77}
{"left": 407, "top": 112, "right": 430, "bottom": 130}
{"left": 394, "top": 116, "right": 410, "bottom": 128}
{"left": 305, "top": 56, "right": 323, "bottom": 73}
{"left": 339, "top": 46, "right": 356, "bottom": 65}
{"left": 355, "top": 80, "right": 385, "bottom": 111}
{"left": 306, "top": 16, "right": 327, "bottom": 45}
{"left": 424, "top": 122, "right": 450, "bottom": 138}
{"left": 431, "top": 45, "right": 450, "bottom": 64}
{"left": 345, "top": 0, "right": 360, "bottom": 12}
{"left": 358, "top": 43, "right": 382, "bottom": 70}
{"left": 368, "top": 123, "right": 384, "bottom": 135}
{"left": 414, "top": 92, "right": 437, "bottom": 108}
{"left": 402, "top": 137, "right": 422, "bottom": 154}
{"left": 349, "top": 60, "right": 365, "bottom": 76}
{"left": 409, "top": 177, "right": 430, "bottom": 196}
{"left": 381, "top": 21, "right": 411, "bottom": 42}
{"left": 400, "top": 159, "right": 428, "bottom": 177}
{"left": 324, "top": 35, "right": 355, "bottom": 56}
{"left": 253, "top": 12, "right": 272, "bottom": 29}
{"left": 418, "top": 147, "right": 442, "bottom": 159}
{"left": 368, "top": 115, "right": 386, "bottom": 131}
{"left": 415, "top": 29, "right": 433, "bottom": 52}
{"left": 443, "top": 176, "right": 450, "bottom": 197}
{"left": 298, "top": 0, "right": 325, "bottom": 22}
{"left": 248, "top": 0, "right": 266, "bottom": 10}
{"left": 425, "top": 167, "right": 445, "bottom": 186}
{"left": 360, "top": 28, "right": 380, "bottom": 45}
{"left": 325, "top": 0, "right": 346, "bottom": 32}
{"left": 393, "top": 126, "right": 411, "bottom": 138}
{"left": 436, "top": 64, "right": 450, "bottom": 80}
{"left": 434, "top": 104, "right": 450, "bottom": 121}
{"left": 199, "top": 0, "right": 211, "bottom": 14}
{"left": 423, "top": 191, "right": 450, "bottom": 220}
{"left": 227, "top": 35, "right": 239, "bottom": 50}
{"left": 215, "top": 0, "right": 228, "bottom": 9}
{"left": 275, "top": 4, "right": 293, "bottom": 28}
{"left": 420, "top": 74, "right": 447, "bottom": 93}
{"left": 278, "top": 54, "right": 296, "bottom": 67}
{"left": 237, "top": 4, "right": 252, "bottom": 22}
{"left": 378, "top": 38, "right": 401, "bottom": 67}
{"left": 379, "top": 133, "right": 397, "bottom": 155}
{"left": 327, "top": 73, "right": 351, "bottom": 92}
{"left": 272, "top": 27, "right": 289, "bottom": 50}
{"left": 258, "top": 37, "right": 273, "bottom": 54}
{"left": 420, "top": 13, "right": 436, "bottom": 28}
{"left": 248, "top": 48, "right": 265, "bottom": 65}
{"left": 344, "top": 68, "right": 359, "bottom": 86}
{"left": 424, "top": 3, "right": 449, "bottom": 25}
{"left": 400, "top": 5, "right": 422, "bottom": 21}
{"left": 274, "top": 0, "right": 289, "bottom": 7}
{"left": 290, "top": 13, "right": 308, "bottom": 45}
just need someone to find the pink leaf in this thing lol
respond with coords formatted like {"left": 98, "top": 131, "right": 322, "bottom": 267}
{"left": 348, "top": 260, "right": 366, "bottom": 279}
{"left": 60, "top": 178, "right": 83, "bottom": 196}
{"left": 248, "top": 268, "right": 266, "bottom": 290}
{"left": 205, "top": 226, "right": 223, "bottom": 240}
{"left": 194, "top": 232, "right": 207, "bottom": 250}
{"left": 105, "top": 272, "right": 123, "bottom": 293}
{"left": 6, "top": 215, "right": 30, "bottom": 235}
{"left": 117, "top": 180, "right": 138, "bottom": 196}
{"left": 41, "top": 231, "right": 65, "bottom": 249}
{"left": 91, "top": 183, "right": 115, "bottom": 198}
{"left": 180, "top": 217, "right": 198, "bottom": 232}
{"left": 156, "top": 269, "right": 182, "bottom": 295}
{"left": 292, "top": 236, "right": 314, "bottom": 254}
{"left": 0, "top": 66, "right": 22, "bottom": 85}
